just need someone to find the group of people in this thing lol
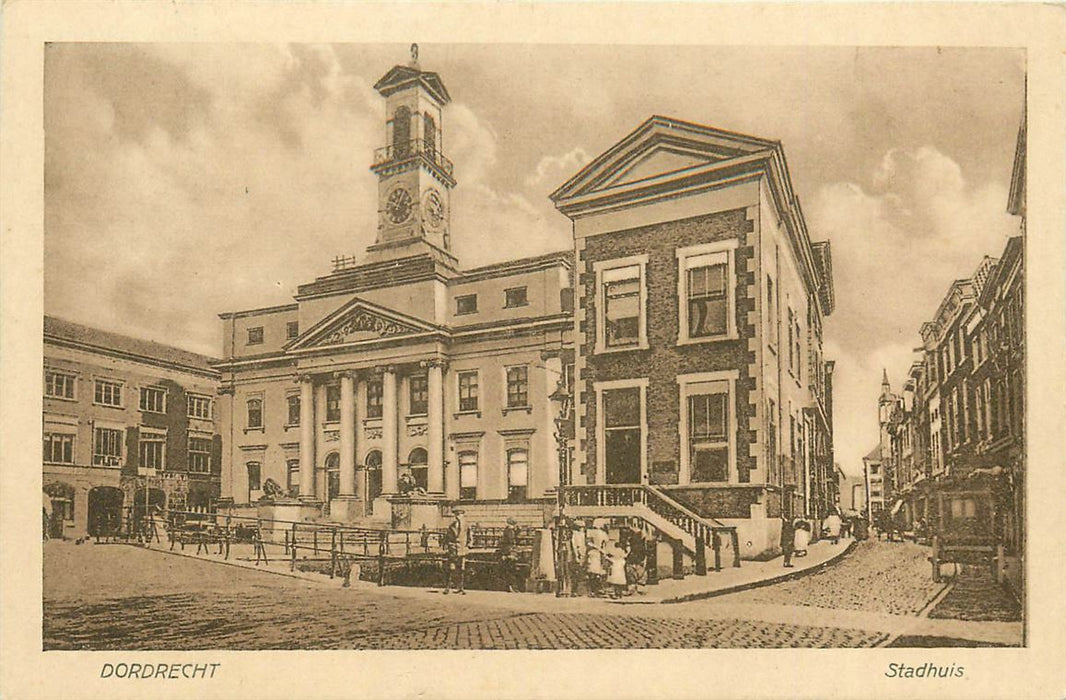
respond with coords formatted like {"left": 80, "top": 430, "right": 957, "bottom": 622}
{"left": 548, "top": 516, "right": 650, "bottom": 599}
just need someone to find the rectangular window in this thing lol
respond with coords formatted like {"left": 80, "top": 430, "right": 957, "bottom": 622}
{"left": 366, "top": 379, "right": 383, "bottom": 419}
{"left": 189, "top": 436, "right": 212, "bottom": 473}
{"left": 93, "top": 427, "right": 124, "bottom": 466}
{"left": 794, "top": 321, "right": 803, "bottom": 379}
{"left": 766, "top": 276, "right": 776, "bottom": 350}
{"left": 45, "top": 370, "right": 76, "bottom": 400}
{"left": 459, "top": 451, "right": 478, "bottom": 501}
{"left": 409, "top": 374, "right": 428, "bottom": 415}
{"left": 139, "top": 429, "right": 166, "bottom": 470}
{"left": 507, "top": 449, "right": 528, "bottom": 502}
{"left": 687, "top": 259, "right": 728, "bottom": 338}
{"left": 247, "top": 327, "right": 264, "bottom": 345}
{"left": 689, "top": 391, "right": 729, "bottom": 482}
{"left": 247, "top": 462, "right": 261, "bottom": 492}
{"left": 603, "top": 267, "right": 641, "bottom": 348}
{"left": 287, "top": 394, "right": 301, "bottom": 425}
{"left": 326, "top": 384, "right": 341, "bottom": 422}
{"left": 94, "top": 379, "right": 122, "bottom": 407}
{"left": 787, "top": 308, "right": 795, "bottom": 373}
{"left": 187, "top": 394, "right": 212, "bottom": 419}
{"left": 504, "top": 287, "right": 528, "bottom": 308}
{"left": 287, "top": 459, "right": 300, "bottom": 494}
{"left": 456, "top": 294, "right": 478, "bottom": 315}
{"left": 139, "top": 386, "right": 167, "bottom": 413}
{"left": 286, "top": 321, "right": 299, "bottom": 339}
{"left": 506, "top": 366, "right": 528, "bottom": 408}
{"left": 767, "top": 399, "right": 777, "bottom": 484}
{"left": 458, "top": 371, "right": 479, "bottom": 412}
{"left": 246, "top": 398, "right": 263, "bottom": 429}
{"left": 44, "top": 432, "right": 75, "bottom": 464}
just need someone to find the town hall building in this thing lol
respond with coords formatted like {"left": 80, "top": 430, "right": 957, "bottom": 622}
{"left": 214, "top": 49, "right": 836, "bottom": 558}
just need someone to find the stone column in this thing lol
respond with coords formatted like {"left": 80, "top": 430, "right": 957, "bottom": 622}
{"left": 298, "top": 374, "right": 316, "bottom": 500}
{"left": 353, "top": 374, "right": 365, "bottom": 503}
{"left": 381, "top": 366, "right": 398, "bottom": 495}
{"left": 338, "top": 371, "right": 356, "bottom": 497}
{"left": 425, "top": 359, "right": 445, "bottom": 494}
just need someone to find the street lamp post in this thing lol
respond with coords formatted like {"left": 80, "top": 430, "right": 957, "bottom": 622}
{"left": 549, "top": 374, "right": 573, "bottom": 516}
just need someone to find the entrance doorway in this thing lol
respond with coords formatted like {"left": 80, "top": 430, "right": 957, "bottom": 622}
{"left": 603, "top": 387, "right": 642, "bottom": 484}
{"left": 365, "top": 450, "right": 383, "bottom": 514}
{"left": 88, "top": 486, "right": 123, "bottom": 538}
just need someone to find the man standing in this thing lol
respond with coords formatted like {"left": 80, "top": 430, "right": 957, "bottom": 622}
{"left": 780, "top": 514, "right": 795, "bottom": 568}
{"left": 824, "top": 510, "right": 843, "bottom": 545}
{"left": 444, "top": 508, "right": 471, "bottom": 594}
{"left": 497, "top": 517, "right": 519, "bottom": 592}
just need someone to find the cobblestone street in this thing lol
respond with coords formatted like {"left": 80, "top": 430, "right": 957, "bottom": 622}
{"left": 42, "top": 538, "right": 1020, "bottom": 650}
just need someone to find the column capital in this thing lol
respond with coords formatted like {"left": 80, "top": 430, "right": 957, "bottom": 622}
{"left": 295, "top": 373, "right": 315, "bottom": 385}
{"left": 333, "top": 370, "right": 356, "bottom": 381}
{"left": 374, "top": 364, "right": 397, "bottom": 376}
{"left": 420, "top": 357, "right": 449, "bottom": 371}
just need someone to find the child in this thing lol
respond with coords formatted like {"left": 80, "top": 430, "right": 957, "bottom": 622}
{"left": 605, "top": 537, "right": 628, "bottom": 599}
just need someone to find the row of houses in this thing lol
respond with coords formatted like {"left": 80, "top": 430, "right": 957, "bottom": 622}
{"left": 44, "top": 48, "right": 839, "bottom": 559}
{"left": 864, "top": 121, "right": 1025, "bottom": 594}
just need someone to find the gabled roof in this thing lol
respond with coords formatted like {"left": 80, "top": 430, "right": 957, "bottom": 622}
{"left": 864, "top": 445, "right": 882, "bottom": 462}
{"left": 374, "top": 64, "right": 450, "bottom": 105}
{"left": 44, "top": 316, "right": 219, "bottom": 375}
{"left": 550, "top": 115, "right": 778, "bottom": 205}
{"left": 286, "top": 296, "right": 444, "bottom": 352}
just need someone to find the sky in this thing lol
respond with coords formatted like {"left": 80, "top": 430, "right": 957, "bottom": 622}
{"left": 44, "top": 43, "right": 1025, "bottom": 477}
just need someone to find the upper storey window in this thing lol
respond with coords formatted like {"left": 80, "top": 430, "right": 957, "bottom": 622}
{"left": 594, "top": 255, "right": 648, "bottom": 353}
{"left": 677, "top": 240, "right": 737, "bottom": 344}
{"left": 504, "top": 287, "right": 528, "bottom": 308}
{"left": 424, "top": 112, "right": 436, "bottom": 155}
{"left": 247, "top": 327, "right": 264, "bottom": 346}
{"left": 455, "top": 294, "right": 477, "bottom": 315}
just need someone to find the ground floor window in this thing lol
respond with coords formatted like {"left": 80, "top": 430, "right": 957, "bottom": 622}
{"left": 602, "top": 386, "right": 643, "bottom": 484}
{"left": 247, "top": 462, "right": 261, "bottom": 493}
{"left": 409, "top": 448, "right": 428, "bottom": 492}
{"left": 678, "top": 372, "right": 736, "bottom": 485}
{"left": 507, "top": 448, "right": 528, "bottom": 501}
{"left": 286, "top": 459, "right": 300, "bottom": 496}
{"left": 458, "top": 451, "right": 478, "bottom": 500}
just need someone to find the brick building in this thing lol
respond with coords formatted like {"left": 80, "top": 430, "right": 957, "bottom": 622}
{"left": 43, "top": 316, "right": 222, "bottom": 538}
{"left": 551, "top": 117, "right": 836, "bottom": 558}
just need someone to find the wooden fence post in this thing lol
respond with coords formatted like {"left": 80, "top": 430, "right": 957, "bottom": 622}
{"left": 695, "top": 537, "right": 707, "bottom": 576}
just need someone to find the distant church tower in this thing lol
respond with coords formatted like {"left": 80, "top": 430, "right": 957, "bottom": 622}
{"left": 366, "top": 44, "right": 458, "bottom": 268}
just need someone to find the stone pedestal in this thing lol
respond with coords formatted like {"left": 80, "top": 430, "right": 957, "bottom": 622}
{"left": 388, "top": 495, "right": 446, "bottom": 531}
{"left": 257, "top": 499, "right": 322, "bottom": 543}
{"left": 328, "top": 496, "right": 366, "bottom": 522}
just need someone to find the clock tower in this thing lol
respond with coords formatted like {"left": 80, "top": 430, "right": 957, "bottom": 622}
{"left": 366, "top": 44, "right": 458, "bottom": 268}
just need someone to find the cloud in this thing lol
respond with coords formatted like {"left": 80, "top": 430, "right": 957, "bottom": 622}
{"left": 812, "top": 145, "right": 1017, "bottom": 478}
{"left": 524, "top": 147, "right": 592, "bottom": 189}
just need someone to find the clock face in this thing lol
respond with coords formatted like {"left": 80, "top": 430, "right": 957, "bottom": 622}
{"left": 386, "top": 187, "right": 413, "bottom": 224}
{"left": 423, "top": 189, "right": 445, "bottom": 228}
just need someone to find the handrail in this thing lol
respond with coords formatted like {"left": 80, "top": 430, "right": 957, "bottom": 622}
{"left": 372, "top": 138, "right": 454, "bottom": 175}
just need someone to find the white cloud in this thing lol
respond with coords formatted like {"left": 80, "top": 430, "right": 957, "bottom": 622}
{"left": 524, "top": 147, "right": 592, "bottom": 189}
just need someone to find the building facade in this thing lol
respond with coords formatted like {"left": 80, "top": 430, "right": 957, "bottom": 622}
{"left": 551, "top": 117, "right": 835, "bottom": 558}
{"left": 215, "top": 53, "right": 573, "bottom": 527}
{"left": 43, "top": 316, "right": 222, "bottom": 538}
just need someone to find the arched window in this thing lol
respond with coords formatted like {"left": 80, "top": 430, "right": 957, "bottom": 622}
{"left": 423, "top": 112, "right": 436, "bottom": 156}
{"left": 364, "top": 449, "right": 384, "bottom": 506}
{"left": 365, "top": 450, "right": 382, "bottom": 470}
{"left": 246, "top": 398, "right": 263, "bottom": 429}
{"left": 393, "top": 106, "right": 411, "bottom": 157}
{"left": 408, "top": 447, "right": 428, "bottom": 492}
{"left": 325, "top": 452, "right": 340, "bottom": 501}
{"left": 507, "top": 448, "right": 528, "bottom": 502}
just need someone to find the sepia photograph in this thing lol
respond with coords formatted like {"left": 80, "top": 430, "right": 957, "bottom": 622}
{"left": 39, "top": 40, "right": 1025, "bottom": 651}
{"left": 3, "top": 3, "right": 1064, "bottom": 699}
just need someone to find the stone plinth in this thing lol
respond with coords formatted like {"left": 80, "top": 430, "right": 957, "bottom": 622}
{"left": 389, "top": 495, "right": 446, "bottom": 531}
{"left": 256, "top": 499, "right": 322, "bottom": 543}
{"left": 329, "top": 496, "right": 366, "bottom": 522}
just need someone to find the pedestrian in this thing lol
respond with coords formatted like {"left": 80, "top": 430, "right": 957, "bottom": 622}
{"left": 793, "top": 518, "right": 811, "bottom": 556}
{"left": 584, "top": 519, "right": 608, "bottom": 597}
{"left": 443, "top": 508, "right": 471, "bottom": 595}
{"left": 824, "top": 510, "right": 842, "bottom": 545}
{"left": 554, "top": 516, "right": 576, "bottom": 597}
{"left": 624, "top": 523, "right": 648, "bottom": 596}
{"left": 780, "top": 515, "right": 795, "bottom": 568}
{"left": 497, "top": 517, "right": 520, "bottom": 592}
{"left": 605, "top": 537, "right": 628, "bottom": 599}
{"left": 570, "top": 519, "right": 587, "bottom": 597}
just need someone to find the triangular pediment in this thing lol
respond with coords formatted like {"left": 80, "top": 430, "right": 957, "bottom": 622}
{"left": 289, "top": 298, "right": 441, "bottom": 351}
{"left": 550, "top": 116, "right": 779, "bottom": 205}
{"left": 374, "top": 65, "right": 451, "bottom": 104}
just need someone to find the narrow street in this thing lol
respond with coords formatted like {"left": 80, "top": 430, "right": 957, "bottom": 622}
{"left": 42, "top": 537, "right": 1021, "bottom": 650}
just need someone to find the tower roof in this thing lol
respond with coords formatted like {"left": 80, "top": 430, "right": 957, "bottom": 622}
{"left": 373, "top": 44, "right": 451, "bottom": 105}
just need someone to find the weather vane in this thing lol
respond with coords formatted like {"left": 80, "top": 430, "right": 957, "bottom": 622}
{"left": 410, "top": 43, "right": 419, "bottom": 65}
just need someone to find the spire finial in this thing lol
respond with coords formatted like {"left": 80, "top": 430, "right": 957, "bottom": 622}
{"left": 410, "top": 43, "right": 419, "bottom": 66}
